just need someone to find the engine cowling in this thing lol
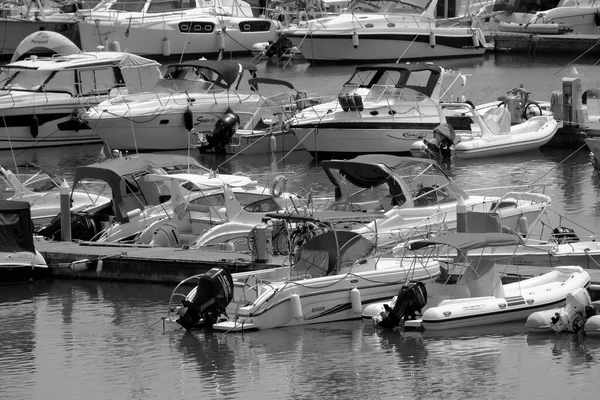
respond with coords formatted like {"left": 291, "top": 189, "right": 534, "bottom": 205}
{"left": 176, "top": 266, "right": 234, "bottom": 330}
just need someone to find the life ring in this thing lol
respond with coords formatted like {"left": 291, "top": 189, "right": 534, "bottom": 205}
{"left": 270, "top": 175, "right": 287, "bottom": 198}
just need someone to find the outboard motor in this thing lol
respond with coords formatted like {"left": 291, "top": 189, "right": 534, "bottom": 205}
{"left": 177, "top": 266, "right": 234, "bottom": 330}
{"left": 551, "top": 227, "right": 579, "bottom": 244}
{"left": 199, "top": 111, "right": 240, "bottom": 153}
{"left": 378, "top": 281, "right": 427, "bottom": 329}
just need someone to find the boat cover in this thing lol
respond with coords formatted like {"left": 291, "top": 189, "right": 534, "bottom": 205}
{"left": 72, "top": 154, "right": 206, "bottom": 222}
{"left": 322, "top": 155, "right": 467, "bottom": 201}
{"left": 0, "top": 200, "right": 35, "bottom": 253}
{"left": 408, "top": 232, "right": 524, "bottom": 252}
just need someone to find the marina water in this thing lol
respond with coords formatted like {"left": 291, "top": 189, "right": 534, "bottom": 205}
{"left": 2, "top": 52, "right": 600, "bottom": 399}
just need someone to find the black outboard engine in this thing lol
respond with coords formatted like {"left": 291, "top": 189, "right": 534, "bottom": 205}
{"left": 177, "top": 266, "right": 234, "bottom": 330}
{"left": 378, "top": 281, "right": 427, "bottom": 329}
{"left": 551, "top": 227, "right": 579, "bottom": 244}
{"left": 199, "top": 111, "right": 240, "bottom": 153}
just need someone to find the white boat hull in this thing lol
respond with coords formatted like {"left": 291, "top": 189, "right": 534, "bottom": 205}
{"left": 421, "top": 266, "right": 591, "bottom": 331}
{"left": 0, "top": 102, "right": 101, "bottom": 149}
{"left": 453, "top": 117, "right": 558, "bottom": 159}
{"left": 78, "top": 17, "right": 278, "bottom": 57}
{"left": 88, "top": 95, "right": 263, "bottom": 151}
{"left": 285, "top": 28, "right": 486, "bottom": 63}
{"left": 212, "top": 259, "right": 441, "bottom": 331}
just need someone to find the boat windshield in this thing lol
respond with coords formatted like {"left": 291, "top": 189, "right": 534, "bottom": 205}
{"left": 489, "top": 0, "right": 559, "bottom": 13}
{"left": 344, "top": 0, "right": 431, "bottom": 14}
{"left": 103, "top": 0, "right": 147, "bottom": 12}
{"left": 0, "top": 69, "right": 52, "bottom": 92}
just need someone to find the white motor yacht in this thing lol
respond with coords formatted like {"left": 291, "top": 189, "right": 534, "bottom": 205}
{"left": 283, "top": 0, "right": 489, "bottom": 63}
{"left": 0, "top": 31, "right": 162, "bottom": 149}
{"left": 76, "top": 0, "right": 280, "bottom": 57}
{"left": 84, "top": 60, "right": 265, "bottom": 152}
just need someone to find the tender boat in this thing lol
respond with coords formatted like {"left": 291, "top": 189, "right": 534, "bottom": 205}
{"left": 76, "top": 0, "right": 279, "bottom": 58}
{"left": 526, "top": 287, "right": 600, "bottom": 336}
{"left": 283, "top": 0, "right": 489, "bottom": 63}
{"left": 287, "top": 63, "right": 469, "bottom": 159}
{"left": 364, "top": 232, "right": 592, "bottom": 331}
{"left": 0, "top": 31, "right": 162, "bottom": 149}
{"left": 167, "top": 212, "right": 441, "bottom": 331}
{"left": 0, "top": 200, "right": 49, "bottom": 284}
{"left": 410, "top": 103, "right": 558, "bottom": 159}
{"left": 476, "top": 0, "right": 600, "bottom": 35}
{"left": 84, "top": 60, "right": 264, "bottom": 152}
{"left": 0, "top": 163, "right": 112, "bottom": 229}
{"left": 586, "top": 137, "right": 600, "bottom": 172}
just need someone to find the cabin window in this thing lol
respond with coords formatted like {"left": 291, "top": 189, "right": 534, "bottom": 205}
{"left": 0, "top": 69, "right": 52, "bottom": 91}
{"left": 109, "top": 0, "right": 146, "bottom": 12}
{"left": 148, "top": 0, "right": 195, "bottom": 12}
{"left": 190, "top": 194, "right": 225, "bottom": 207}
{"left": 42, "top": 70, "right": 76, "bottom": 96}
{"left": 244, "top": 198, "right": 281, "bottom": 213}
{"left": 79, "top": 68, "right": 119, "bottom": 96}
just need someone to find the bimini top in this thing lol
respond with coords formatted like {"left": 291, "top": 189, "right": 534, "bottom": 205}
{"left": 408, "top": 232, "right": 524, "bottom": 253}
{"left": 163, "top": 60, "right": 257, "bottom": 89}
{"left": 322, "top": 154, "right": 469, "bottom": 204}
{"left": 0, "top": 200, "right": 35, "bottom": 254}
{"left": 72, "top": 154, "right": 208, "bottom": 223}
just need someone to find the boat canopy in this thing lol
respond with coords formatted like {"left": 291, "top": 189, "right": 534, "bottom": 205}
{"left": 149, "top": 173, "right": 259, "bottom": 190}
{"left": 322, "top": 155, "right": 468, "bottom": 205}
{"left": 344, "top": 63, "right": 442, "bottom": 94}
{"left": 0, "top": 200, "right": 35, "bottom": 253}
{"left": 72, "top": 154, "right": 207, "bottom": 223}
{"left": 408, "top": 232, "right": 524, "bottom": 252}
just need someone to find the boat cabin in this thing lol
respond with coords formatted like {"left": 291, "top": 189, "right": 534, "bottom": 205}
{"left": 339, "top": 63, "right": 466, "bottom": 106}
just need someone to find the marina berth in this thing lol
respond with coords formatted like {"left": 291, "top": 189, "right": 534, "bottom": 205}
{"left": 282, "top": 0, "right": 490, "bottom": 63}
{"left": 0, "top": 200, "right": 49, "bottom": 284}
{"left": 365, "top": 232, "right": 592, "bottom": 331}
{"left": 84, "top": 60, "right": 265, "bottom": 152}
{"left": 0, "top": 31, "right": 162, "bottom": 150}
{"left": 75, "top": 0, "right": 280, "bottom": 58}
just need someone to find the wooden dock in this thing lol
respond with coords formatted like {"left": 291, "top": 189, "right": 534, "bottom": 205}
{"left": 36, "top": 241, "right": 600, "bottom": 300}
{"left": 491, "top": 32, "right": 600, "bottom": 56}
{"left": 37, "top": 240, "right": 289, "bottom": 284}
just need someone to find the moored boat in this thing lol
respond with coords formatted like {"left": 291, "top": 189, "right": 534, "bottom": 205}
{"left": 0, "top": 200, "right": 49, "bottom": 284}
{"left": 167, "top": 214, "right": 441, "bottom": 331}
{"left": 283, "top": 0, "right": 489, "bottom": 63}
{"left": 365, "top": 232, "right": 591, "bottom": 331}
{"left": 0, "top": 31, "right": 162, "bottom": 149}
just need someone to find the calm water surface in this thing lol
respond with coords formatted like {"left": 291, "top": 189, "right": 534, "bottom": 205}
{"left": 2, "top": 53, "right": 600, "bottom": 399}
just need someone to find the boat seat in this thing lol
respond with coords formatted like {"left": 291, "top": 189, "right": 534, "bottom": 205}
{"left": 483, "top": 107, "right": 511, "bottom": 135}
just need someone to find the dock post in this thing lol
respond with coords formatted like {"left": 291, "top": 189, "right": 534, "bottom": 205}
{"left": 60, "top": 179, "right": 72, "bottom": 242}
{"left": 457, "top": 196, "right": 467, "bottom": 233}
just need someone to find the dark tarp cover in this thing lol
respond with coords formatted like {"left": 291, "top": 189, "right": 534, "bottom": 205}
{"left": 322, "top": 155, "right": 435, "bottom": 201}
{"left": 0, "top": 200, "right": 34, "bottom": 253}
{"left": 408, "top": 232, "right": 524, "bottom": 252}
